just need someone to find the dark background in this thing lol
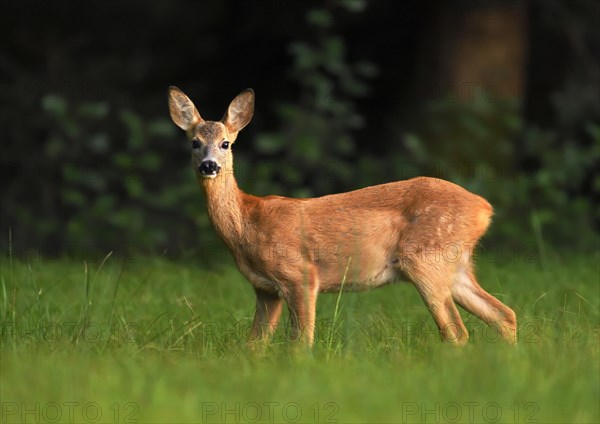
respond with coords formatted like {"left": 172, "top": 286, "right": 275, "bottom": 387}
{"left": 1, "top": 0, "right": 598, "bottom": 260}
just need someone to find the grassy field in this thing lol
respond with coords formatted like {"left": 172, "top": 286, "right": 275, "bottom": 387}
{"left": 1, "top": 249, "right": 598, "bottom": 423}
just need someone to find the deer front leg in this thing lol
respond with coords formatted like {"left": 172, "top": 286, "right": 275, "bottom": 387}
{"left": 286, "top": 278, "right": 319, "bottom": 346}
{"left": 249, "top": 288, "right": 283, "bottom": 344}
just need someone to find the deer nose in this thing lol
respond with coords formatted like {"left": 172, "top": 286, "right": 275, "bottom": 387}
{"left": 199, "top": 160, "right": 220, "bottom": 176}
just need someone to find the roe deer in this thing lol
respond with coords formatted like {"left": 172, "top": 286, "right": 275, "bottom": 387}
{"left": 168, "top": 86, "right": 517, "bottom": 346}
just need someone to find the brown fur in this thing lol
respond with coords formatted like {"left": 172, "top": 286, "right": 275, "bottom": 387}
{"left": 168, "top": 87, "right": 517, "bottom": 346}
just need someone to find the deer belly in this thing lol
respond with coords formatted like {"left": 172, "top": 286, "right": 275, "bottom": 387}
{"left": 318, "top": 260, "right": 403, "bottom": 292}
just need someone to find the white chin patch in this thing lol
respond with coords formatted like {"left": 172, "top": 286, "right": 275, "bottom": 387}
{"left": 201, "top": 173, "right": 217, "bottom": 179}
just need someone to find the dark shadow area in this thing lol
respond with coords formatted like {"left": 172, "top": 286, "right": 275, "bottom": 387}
{"left": 1, "top": 0, "right": 598, "bottom": 260}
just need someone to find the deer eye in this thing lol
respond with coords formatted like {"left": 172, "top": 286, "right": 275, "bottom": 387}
{"left": 192, "top": 140, "right": 200, "bottom": 149}
{"left": 221, "top": 141, "right": 230, "bottom": 150}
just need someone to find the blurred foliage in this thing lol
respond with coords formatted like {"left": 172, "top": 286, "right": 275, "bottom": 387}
{"left": 381, "top": 0, "right": 600, "bottom": 250}
{"left": 387, "top": 95, "right": 599, "bottom": 250}
{"left": 0, "top": 0, "right": 598, "bottom": 258}
{"left": 2, "top": 90, "right": 205, "bottom": 255}
{"left": 243, "top": 1, "right": 377, "bottom": 198}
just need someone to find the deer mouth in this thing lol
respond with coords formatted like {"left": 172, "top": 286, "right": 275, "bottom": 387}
{"left": 199, "top": 169, "right": 219, "bottom": 179}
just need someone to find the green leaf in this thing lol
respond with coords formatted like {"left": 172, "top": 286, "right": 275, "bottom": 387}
{"left": 93, "top": 195, "right": 116, "bottom": 214}
{"left": 41, "top": 94, "right": 67, "bottom": 116}
{"left": 62, "top": 189, "right": 85, "bottom": 207}
{"left": 45, "top": 136, "right": 65, "bottom": 158}
{"left": 88, "top": 133, "right": 110, "bottom": 154}
{"left": 294, "top": 135, "right": 320, "bottom": 162}
{"left": 78, "top": 102, "right": 109, "bottom": 119}
{"left": 336, "top": 135, "right": 355, "bottom": 155}
{"left": 292, "top": 187, "right": 313, "bottom": 198}
{"left": 255, "top": 134, "right": 284, "bottom": 154}
{"left": 149, "top": 119, "right": 177, "bottom": 137}
{"left": 306, "top": 8, "right": 332, "bottom": 28}
{"left": 140, "top": 153, "right": 161, "bottom": 170}
{"left": 338, "top": 0, "right": 367, "bottom": 13}
{"left": 289, "top": 42, "right": 317, "bottom": 70}
{"left": 404, "top": 133, "right": 427, "bottom": 162}
{"left": 120, "top": 109, "right": 144, "bottom": 149}
{"left": 585, "top": 123, "right": 600, "bottom": 142}
{"left": 355, "top": 61, "right": 379, "bottom": 78}
{"left": 114, "top": 153, "right": 133, "bottom": 168}
{"left": 125, "top": 177, "right": 144, "bottom": 198}
{"left": 323, "top": 36, "right": 344, "bottom": 65}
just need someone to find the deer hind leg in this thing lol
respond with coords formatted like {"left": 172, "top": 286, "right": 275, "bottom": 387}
{"left": 451, "top": 264, "right": 517, "bottom": 343}
{"left": 403, "top": 258, "right": 469, "bottom": 344}
{"left": 249, "top": 288, "right": 283, "bottom": 344}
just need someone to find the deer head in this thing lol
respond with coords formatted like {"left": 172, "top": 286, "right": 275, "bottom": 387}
{"left": 168, "top": 86, "right": 254, "bottom": 179}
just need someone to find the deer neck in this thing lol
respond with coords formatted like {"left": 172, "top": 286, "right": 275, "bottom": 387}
{"left": 201, "top": 172, "right": 245, "bottom": 245}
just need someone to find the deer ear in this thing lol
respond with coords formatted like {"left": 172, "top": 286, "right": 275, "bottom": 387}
{"left": 222, "top": 89, "right": 254, "bottom": 134}
{"left": 168, "top": 86, "right": 203, "bottom": 131}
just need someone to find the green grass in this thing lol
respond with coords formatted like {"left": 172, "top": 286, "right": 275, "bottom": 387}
{"left": 1, "top": 251, "right": 598, "bottom": 423}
